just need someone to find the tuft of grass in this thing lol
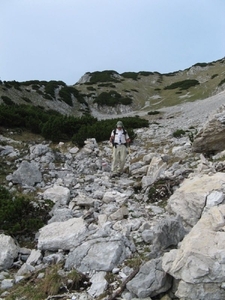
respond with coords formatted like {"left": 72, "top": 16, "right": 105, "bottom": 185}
{"left": 41, "top": 265, "right": 62, "bottom": 295}
{"left": 4, "top": 264, "right": 89, "bottom": 300}
{"left": 124, "top": 256, "right": 142, "bottom": 269}
{"left": 172, "top": 129, "right": 186, "bottom": 138}
{"left": 67, "top": 269, "right": 83, "bottom": 290}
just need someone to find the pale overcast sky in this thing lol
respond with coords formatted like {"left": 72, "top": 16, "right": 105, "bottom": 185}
{"left": 1, "top": 0, "right": 225, "bottom": 85}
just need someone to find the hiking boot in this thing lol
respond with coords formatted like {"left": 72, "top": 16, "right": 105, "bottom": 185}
{"left": 110, "top": 172, "right": 120, "bottom": 178}
{"left": 110, "top": 173, "right": 118, "bottom": 178}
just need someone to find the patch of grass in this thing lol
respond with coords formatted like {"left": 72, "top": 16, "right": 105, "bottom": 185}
{"left": 4, "top": 265, "right": 90, "bottom": 300}
{"left": 124, "top": 256, "right": 142, "bottom": 269}
{"left": 172, "top": 129, "right": 186, "bottom": 138}
{"left": 0, "top": 154, "right": 18, "bottom": 185}
{"left": 42, "top": 264, "right": 62, "bottom": 295}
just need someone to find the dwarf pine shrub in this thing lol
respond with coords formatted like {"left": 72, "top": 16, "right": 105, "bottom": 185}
{"left": 164, "top": 79, "right": 200, "bottom": 90}
{"left": 1, "top": 96, "right": 15, "bottom": 106}
{"left": 172, "top": 129, "right": 186, "bottom": 138}
{"left": 88, "top": 70, "right": 120, "bottom": 83}
{"left": 218, "top": 78, "right": 225, "bottom": 86}
{"left": 93, "top": 91, "right": 132, "bottom": 107}
{"left": 0, "top": 185, "right": 53, "bottom": 239}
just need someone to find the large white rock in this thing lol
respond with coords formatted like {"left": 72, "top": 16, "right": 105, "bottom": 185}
{"left": 0, "top": 234, "right": 19, "bottom": 270}
{"left": 126, "top": 258, "right": 171, "bottom": 298}
{"left": 166, "top": 172, "right": 225, "bottom": 229}
{"left": 162, "top": 204, "right": 225, "bottom": 299}
{"left": 65, "top": 239, "right": 130, "bottom": 273}
{"left": 42, "top": 185, "right": 70, "bottom": 205}
{"left": 141, "top": 156, "right": 167, "bottom": 189}
{"left": 102, "top": 191, "right": 128, "bottom": 204}
{"left": 11, "top": 161, "right": 42, "bottom": 186}
{"left": 88, "top": 271, "right": 108, "bottom": 297}
{"left": 37, "top": 217, "right": 87, "bottom": 251}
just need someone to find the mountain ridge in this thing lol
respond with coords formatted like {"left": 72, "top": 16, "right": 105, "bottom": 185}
{"left": 0, "top": 56, "right": 225, "bottom": 118}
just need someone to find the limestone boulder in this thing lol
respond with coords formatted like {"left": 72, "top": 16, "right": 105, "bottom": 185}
{"left": 42, "top": 185, "right": 70, "bottom": 205}
{"left": 141, "top": 156, "right": 167, "bottom": 189}
{"left": 10, "top": 160, "right": 42, "bottom": 186}
{"left": 162, "top": 204, "right": 225, "bottom": 299}
{"left": 0, "top": 234, "right": 19, "bottom": 270}
{"left": 65, "top": 228, "right": 135, "bottom": 273}
{"left": 166, "top": 172, "right": 225, "bottom": 230}
{"left": 126, "top": 258, "right": 172, "bottom": 298}
{"left": 37, "top": 217, "right": 88, "bottom": 251}
{"left": 192, "top": 105, "right": 225, "bottom": 153}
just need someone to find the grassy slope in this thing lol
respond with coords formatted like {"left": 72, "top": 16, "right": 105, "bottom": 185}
{"left": 74, "top": 57, "right": 225, "bottom": 112}
{"left": 0, "top": 57, "right": 224, "bottom": 116}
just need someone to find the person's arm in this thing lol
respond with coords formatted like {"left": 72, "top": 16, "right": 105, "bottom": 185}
{"left": 109, "top": 131, "right": 115, "bottom": 144}
{"left": 125, "top": 133, "right": 131, "bottom": 146}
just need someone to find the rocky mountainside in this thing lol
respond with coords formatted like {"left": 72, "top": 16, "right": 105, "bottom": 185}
{"left": 0, "top": 57, "right": 225, "bottom": 119}
{"left": 1, "top": 89, "right": 225, "bottom": 299}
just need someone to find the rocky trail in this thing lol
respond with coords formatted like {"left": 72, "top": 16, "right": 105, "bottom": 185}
{"left": 1, "top": 90, "right": 225, "bottom": 299}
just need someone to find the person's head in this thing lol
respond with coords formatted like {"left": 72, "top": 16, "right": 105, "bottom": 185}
{"left": 116, "top": 121, "right": 123, "bottom": 128}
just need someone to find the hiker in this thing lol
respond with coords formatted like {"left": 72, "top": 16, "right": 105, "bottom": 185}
{"left": 109, "top": 121, "right": 130, "bottom": 176}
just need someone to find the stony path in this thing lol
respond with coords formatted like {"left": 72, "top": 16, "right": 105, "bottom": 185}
{"left": 158, "top": 90, "right": 225, "bottom": 130}
{"left": 91, "top": 90, "right": 225, "bottom": 131}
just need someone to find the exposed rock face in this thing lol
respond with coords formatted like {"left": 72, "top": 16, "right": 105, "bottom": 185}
{"left": 162, "top": 205, "right": 225, "bottom": 300}
{"left": 166, "top": 172, "right": 225, "bottom": 230}
{"left": 192, "top": 104, "right": 225, "bottom": 153}
{"left": 77, "top": 72, "right": 91, "bottom": 84}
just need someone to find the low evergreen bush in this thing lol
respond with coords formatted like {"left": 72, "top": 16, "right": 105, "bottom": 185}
{"left": 139, "top": 71, "right": 154, "bottom": 76}
{"left": 121, "top": 72, "right": 139, "bottom": 80}
{"left": 147, "top": 111, "right": 160, "bottom": 115}
{"left": 0, "top": 185, "right": 53, "bottom": 239}
{"left": 218, "top": 78, "right": 225, "bottom": 86}
{"left": 0, "top": 104, "right": 148, "bottom": 147}
{"left": 93, "top": 91, "right": 132, "bottom": 107}
{"left": 172, "top": 129, "right": 186, "bottom": 138}
{"left": 45, "top": 80, "right": 66, "bottom": 98}
{"left": 211, "top": 74, "right": 218, "bottom": 79}
{"left": 164, "top": 79, "right": 200, "bottom": 90}
{"left": 59, "top": 86, "right": 87, "bottom": 106}
{"left": 88, "top": 70, "right": 120, "bottom": 83}
{"left": 21, "top": 97, "right": 31, "bottom": 103}
{"left": 1, "top": 96, "right": 15, "bottom": 106}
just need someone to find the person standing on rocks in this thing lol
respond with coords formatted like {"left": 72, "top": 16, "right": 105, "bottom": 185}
{"left": 109, "top": 121, "right": 130, "bottom": 177}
